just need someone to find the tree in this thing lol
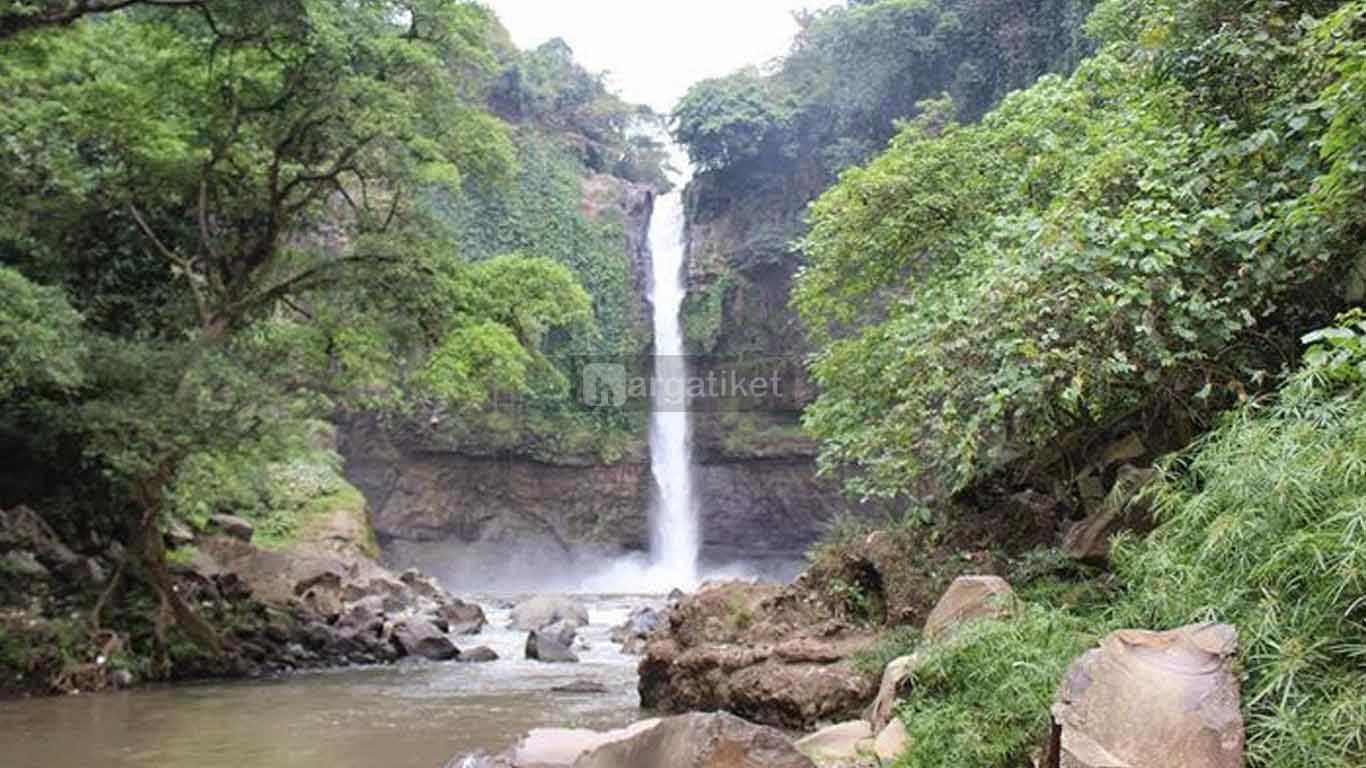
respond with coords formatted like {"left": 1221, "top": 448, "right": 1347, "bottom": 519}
{"left": 671, "top": 70, "right": 796, "bottom": 171}
{"left": 0, "top": 266, "right": 85, "bottom": 400}
{"left": 0, "top": 0, "right": 590, "bottom": 661}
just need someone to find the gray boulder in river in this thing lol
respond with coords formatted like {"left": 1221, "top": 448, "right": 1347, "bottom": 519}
{"left": 509, "top": 595, "right": 589, "bottom": 632}
{"left": 525, "top": 630, "right": 579, "bottom": 663}
{"left": 389, "top": 619, "right": 460, "bottom": 661}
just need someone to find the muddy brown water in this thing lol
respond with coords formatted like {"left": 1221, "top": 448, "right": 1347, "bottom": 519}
{"left": 0, "top": 598, "right": 646, "bottom": 768}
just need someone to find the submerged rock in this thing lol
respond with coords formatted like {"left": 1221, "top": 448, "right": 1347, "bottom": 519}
{"left": 459, "top": 646, "right": 499, "bottom": 663}
{"left": 1051, "top": 623, "right": 1243, "bottom": 768}
{"left": 550, "top": 679, "right": 609, "bottom": 694}
{"left": 500, "top": 720, "right": 660, "bottom": 767}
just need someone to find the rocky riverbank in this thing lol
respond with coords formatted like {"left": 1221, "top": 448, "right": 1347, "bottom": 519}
{"left": 0, "top": 499, "right": 487, "bottom": 698}
{"left": 449, "top": 572, "right": 1243, "bottom": 768}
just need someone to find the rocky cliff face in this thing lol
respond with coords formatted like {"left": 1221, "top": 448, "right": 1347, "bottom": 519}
{"left": 340, "top": 413, "right": 875, "bottom": 589}
{"left": 339, "top": 152, "right": 881, "bottom": 588}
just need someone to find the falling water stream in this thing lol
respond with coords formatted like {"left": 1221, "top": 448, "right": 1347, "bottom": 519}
{"left": 645, "top": 183, "right": 700, "bottom": 588}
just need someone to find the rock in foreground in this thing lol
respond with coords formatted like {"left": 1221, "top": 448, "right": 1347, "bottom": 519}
{"left": 923, "top": 575, "right": 1015, "bottom": 640}
{"left": 638, "top": 580, "right": 878, "bottom": 730}
{"left": 793, "top": 720, "right": 874, "bottom": 766}
{"left": 1051, "top": 623, "right": 1243, "bottom": 768}
{"left": 575, "top": 713, "right": 816, "bottom": 768}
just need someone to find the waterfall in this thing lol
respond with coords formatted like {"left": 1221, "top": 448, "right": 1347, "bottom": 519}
{"left": 645, "top": 184, "right": 700, "bottom": 588}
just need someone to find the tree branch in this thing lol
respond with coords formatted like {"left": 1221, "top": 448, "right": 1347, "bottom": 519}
{"left": 127, "top": 202, "right": 212, "bottom": 327}
{"left": 0, "top": 0, "right": 201, "bottom": 41}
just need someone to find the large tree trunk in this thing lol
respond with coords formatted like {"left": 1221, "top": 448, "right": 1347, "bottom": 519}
{"left": 127, "top": 465, "right": 224, "bottom": 658}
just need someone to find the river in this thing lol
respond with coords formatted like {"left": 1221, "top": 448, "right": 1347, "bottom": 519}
{"left": 0, "top": 598, "right": 648, "bottom": 768}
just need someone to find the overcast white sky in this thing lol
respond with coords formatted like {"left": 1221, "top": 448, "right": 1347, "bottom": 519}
{"left": 484, "top": 0, "right": 832, "bottom": 113}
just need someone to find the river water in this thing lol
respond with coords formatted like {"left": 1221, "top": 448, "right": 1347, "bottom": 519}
{"left": 0, "top": 598, "right": 648, "bottom": 768}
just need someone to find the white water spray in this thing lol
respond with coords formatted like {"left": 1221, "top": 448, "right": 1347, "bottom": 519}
{"left": 645, "top": 183, "right": 700, "bottom": 589}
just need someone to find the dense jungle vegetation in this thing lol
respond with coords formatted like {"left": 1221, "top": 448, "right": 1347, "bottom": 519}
{"left": 1, "top": 0, "right": 1364, "bottom": 766}
{"left": 669, "top": 0, "right": 1365, "bottom": 765}
{"left": 0, "top": 0, "right": 665, "bottom": 675}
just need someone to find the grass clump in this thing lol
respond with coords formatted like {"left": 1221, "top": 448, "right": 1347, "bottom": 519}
{"left": 853, "top": 626, "right": 921, "bottom": 676}
{"left": 884, "top": 322, "right": 1366, "bottom": 768}
{"left": 1109, "top": 362, "right": 1366, "bottom": 768}
{"left": 894, "top": 605, "right": 1094, "bottom": 768}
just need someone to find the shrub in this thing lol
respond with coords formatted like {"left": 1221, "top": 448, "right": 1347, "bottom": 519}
{"left": 795, "top": 0, "right": 1364, "bottom": 498}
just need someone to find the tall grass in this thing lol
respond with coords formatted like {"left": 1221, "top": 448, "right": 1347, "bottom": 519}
{"left": 889, "top": 351, "right": 1366, "bottom": 768}
{"left": 1110, "top": 369, "right": 1366, "bottom": 768}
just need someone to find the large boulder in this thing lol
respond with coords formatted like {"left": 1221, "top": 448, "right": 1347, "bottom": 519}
{"left": 610, "top": 605, "right": 662, "bottom": 655}
{"left": 510, "top": 595, "right": 589, "bottom": 632}
{"left": 542, "top": 619, "right": 580, "bottom": 648}
{"left": 923, "top": 575, "right": 1015, "bottom": 641}
{"left": 526, "top": 630, "right": 579, "bottom": 663}
{"left": 574, "top": 712, "right": 816, "bottom": 768}
{"left": 638, "top": 580, "right": 878, "bottom": 730}
{"left": 438, "top": 599, "right": 487, "bottom": 635}
{"left": 1050, "top": 623, "right": 1243, "bottom": 768}
{"left": 793, "top": 721, "right": 874, "bottom": 766}
{"left": 390, "top": 619, "right": 459, "bottom": 661}
{"left": 865, "top": 653, "right": 921, "bottom": 730}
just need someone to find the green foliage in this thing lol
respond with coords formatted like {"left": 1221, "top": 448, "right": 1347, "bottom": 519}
{"left": 681, "top": 275, "right": 731, "bottom": 353}
{"left": 852, "top": 625, "right": 921, "bottom": 676}
{"left": 1110, "top": 338, "right": 1366, "bottom": 768}
{"left": 892, "top": 606, "right": 1095, "bottom": 768}
{"left": 490, "top": 37, "right": 670, "bottom": 189}
{"left": 1300, "top": 307, "right": 1366, "bottom": 385}
{"left": 876, "top": 325, "right": 1366, "bottom": 768}
{"left": 795, "top": 0, "right": 1365, "bottom": 497}
{"left": 674, "top": 0, "right": 1093, "bottom": 179}
{"left": 672, "top": 70, "right": 797, "bottom": 171}
{"left": 0, "top": 266, "right": 84, "bottom": 399}
{"left": 0, "top": 1, "right": 608, "bottom": 636}
{"left": 437, "top": 136, "right": 635, "bottom": 357}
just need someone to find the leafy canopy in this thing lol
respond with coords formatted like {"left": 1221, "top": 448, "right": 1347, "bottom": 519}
{"left": 0, "top": 1, "right": 592, "bottom": 535}
{"left": 794, "top": 0, "right": 1366, "bottom": 498}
